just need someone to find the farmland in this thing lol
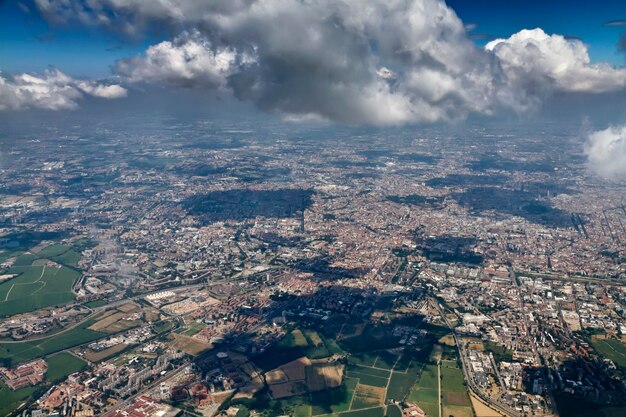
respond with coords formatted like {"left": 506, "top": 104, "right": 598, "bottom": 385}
{"left": 230, "top": 319, "right": 472, "bottom": 417}
{"left": 441, "top": 360, "right": 473, "bottom": 417}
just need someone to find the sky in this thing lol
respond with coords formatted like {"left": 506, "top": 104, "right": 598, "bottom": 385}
{"left": 1, "top": 0, "right": 624, "bottom": 76}
{"left": 0, "top": 0, "right": 626, "bottom": 178}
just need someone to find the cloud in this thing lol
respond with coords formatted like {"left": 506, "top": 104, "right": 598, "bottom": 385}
{"left": 605, "top": 20, "right": 626, "bottom": 27}
{"left": 101, "top": 0, "right": 503, "bottom": 124}
{"left": 32, "top": 1, "right": 626, "bottom": 124}
{"left": 585, "top": 126, "right": 626, "bottom": 179}
{"left": 487, "top": 29, "right": 626, "bottom": 95}
{"left": 0, "top": 69, "right": 127, "bottom": 111}
{"left": 76, "top": 81, "right": 128, "bottom": 99}
{"left": 115, "top": 31, "right": 247, "bottom": 89}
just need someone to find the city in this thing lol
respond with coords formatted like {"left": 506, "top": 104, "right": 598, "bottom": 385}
{"left": 0, "top": 118, "right": 624, "bottom": 417}
{"left": 1, "top": 1, "right": 626, "bottom": 417}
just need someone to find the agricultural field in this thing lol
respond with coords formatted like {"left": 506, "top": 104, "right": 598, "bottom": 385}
{"left": 231, "top": 321, "right": 470, "bottom": 417}
{"left": 407, "top": 364, "right": 439, "bottom": 417}
{"left": 440, "top": 360, "right": 473, "bottom": 417}
{"left": 254, "top": 328, "right": 342, "bottom": 372}
{"left": 35, "top": 244, "right": 82, "bottom": 267}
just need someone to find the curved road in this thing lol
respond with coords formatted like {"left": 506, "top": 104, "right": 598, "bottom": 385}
{"left": 0, "top": 283, "right": 207, "bottom": 344}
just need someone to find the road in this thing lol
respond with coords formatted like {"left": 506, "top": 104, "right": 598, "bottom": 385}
{"left": 0, "top": 283, "right": 208, "bottom": 345}
{"left": 437, "top": 359, "right": 442, "bottom": 417}
{"left": 433, "top": 298, "right": 521, "bottom": 417}
{"left": 102, "top": 360, "right": 191, "bottom": 416}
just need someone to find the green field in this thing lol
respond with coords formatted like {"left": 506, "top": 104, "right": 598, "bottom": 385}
{"left": 484, "top": 340, "right": 513, "bottom": 363}
{"left": 0, "top": 319, "right": 105, "bottom": 365}
{"left": 333, "top": 408, "right": 385, "bottom": 417}
{"left": 345, "top": 367, "right": 389, "bottom": 388}
{"left": 440, "top": 361, "right": 472, "bottom": 417}
{"left": 46, "top": 352, "right": 88, "bottom": 383}
{"left": 254, "top": 327, "right": 345, "bottom": 372}
{"left": 0, "top": 264, "right": 80, "bottom": 316}
{"left": 385, "top": 405, "right": 402, "bottom": 417}
{"left": 83, "top": 299, "right": 109, "bottom": 309}
{"left": 348, "top": 352, "right": 379, "bottom": 367}
{"left": 406, "top": 364, "right": 439, "bottom": 417}
{"left": 311, "top": 377, "right": 357, "bottom": 415}
{"left": 372, "top": 351, "right": 399, "bottom": 370}
{"left": 386, "top": 357, "right": 423, "bottom": 402}
{"left": 237, "top": 321, "right": 464, "bottom": 417}
{"left": 0, "top": 352, "right": 87, "bottom": 415}
{"left": 591, "top": 338, "right": 626, "bottom": 370}
{"left": 0, "top": 381, "right": 38, "bottom": 417}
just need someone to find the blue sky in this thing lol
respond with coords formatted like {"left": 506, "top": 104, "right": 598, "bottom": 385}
{"left": 0, "top": 1, "right": 155, "bottom": 77}
{"left": 1, "top": 0, "right": 624, "bottom": 78}
{"left": 447, "top": 0, "right": 626, "bottom": 64}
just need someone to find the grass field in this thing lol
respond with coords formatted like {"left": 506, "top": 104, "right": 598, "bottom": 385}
{"left": 591, "top": 338, "right": 626, "bottom": 370}
{"left": 351, "top": 384, "right": 385, "bottom": 409}
{"left": 255, "top": 327, "right": 345, "bottom": 372}
{"left": 407, "top": 364, "right": 439, "bottom": 417}
{"left": 0, "top": 352, "right": 87, "bottom": 415}
{"left": 36, "top": 244, "right": 82, "bottom": 268}
{"left": 237, "top": 322, "right": 465, "bottom": 417}
{"left": 182, "top": 320, "right": 206, "bottom": 336}
{"left": 170, "top": 333, "right": 212, "bottom": 356}
{"left": 311, "top": 377, "right": 357, "bottom": 415}
{"left": 333, "top": 407, "right": 385, "bottom": 417}
{"left": 0, "top": 243, "right": 83, "bottom": 316}
{"left": 385, "top": 405, "right": 402, "bottom": 417}
{"left": 0, "top": 381, "right": 37, "bottom": 416}
{"left": 345, "top": 368, "right": 389, "bottom": 388}
{"left": 0, "top": 264, "right": 79, "bottom": 316}
{"left": 441, "top": 361, "right": 472, "bottom": 417}
{"left": 483, "top": 341, "right": 513, "bottom": 363}
{"left": 0, "top": 319, "right": 105, "bottom": 365}
{"left": 386, "top": 356, "right": 423, "bottom": 401}
{"left": 45, "top": 352, "right": 88, "bottom": 383}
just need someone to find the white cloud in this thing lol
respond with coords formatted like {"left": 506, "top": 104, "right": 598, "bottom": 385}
{"left": 76, "top": 81, "right": 128, "bottom": 99}
{"left": 115, "top": 32, "right": 245, "bottom": 89}
{"left": 585, "top": 126, "right": 626, "bottom": 179}
{"left": 32, "top": 1, "right": 626, "bottom": 124}
{"left": 0, "top": 69, "right": 127, "bottom": 111}
{"left": 487, "top": 29, "right": 626, "bottom": 94}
